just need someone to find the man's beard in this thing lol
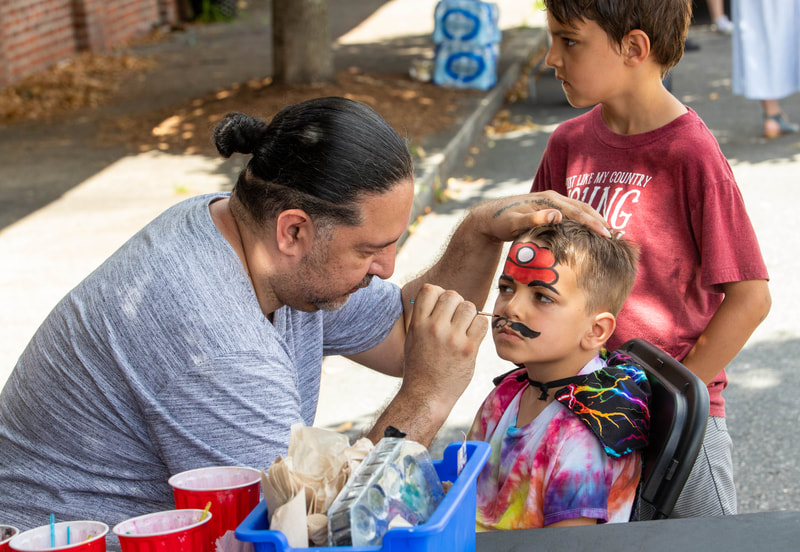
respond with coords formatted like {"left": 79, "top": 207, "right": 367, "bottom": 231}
{"left": 309, "top": 274, "right": 373, "bottom": 312}
{"left": 295, "top": 234, "right": 374, "bottom": 312}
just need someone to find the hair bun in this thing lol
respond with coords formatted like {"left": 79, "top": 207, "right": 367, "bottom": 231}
{"left": 213, "top": 112, "right": 268, "bottom": 157}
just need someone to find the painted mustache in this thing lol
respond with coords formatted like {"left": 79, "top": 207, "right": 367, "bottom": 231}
{"left": 492, "top": 316, "right": 540, "bottom": 338}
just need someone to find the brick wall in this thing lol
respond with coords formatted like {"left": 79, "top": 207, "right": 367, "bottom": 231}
{"left": 157, "top": 0, "right": 179, "bottom": 27}
{"left": 0, "top": 0, "right": 77, "bottom": 88}
{"left": 0, "top": 0, "right": 179, "bottom": 88}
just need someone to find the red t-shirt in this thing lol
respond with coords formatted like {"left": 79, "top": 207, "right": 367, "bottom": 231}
{"left": 532, "top": 105, "right": 769, "bottom": 416}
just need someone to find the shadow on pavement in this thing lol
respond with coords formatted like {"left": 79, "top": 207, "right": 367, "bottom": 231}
{"left": 725, "top": 337, "right": 800, "bottom": 514}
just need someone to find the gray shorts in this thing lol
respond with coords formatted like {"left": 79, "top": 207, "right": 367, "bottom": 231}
{"left": 671, "top": 416, "right": 737, "bottom": 517}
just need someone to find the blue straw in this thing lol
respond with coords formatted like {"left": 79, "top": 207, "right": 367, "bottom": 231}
{"left": 50, "top": 513, "right": 54, "bottom": 548}
{"left": 67, "top": 526, "right": 70, "bottom": 545}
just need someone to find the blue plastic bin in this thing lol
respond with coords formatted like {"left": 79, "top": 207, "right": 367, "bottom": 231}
{"left": 235, "top": 440, "right": 490, "bottom": 552}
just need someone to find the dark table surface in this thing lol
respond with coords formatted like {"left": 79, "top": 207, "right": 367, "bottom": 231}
{"left": 477, "top": 511, "right": 800, "bottom": 551}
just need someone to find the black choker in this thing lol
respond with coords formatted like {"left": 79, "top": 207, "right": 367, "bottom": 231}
{"left": 516, "top": 372, "right": 586, "bottom": 401}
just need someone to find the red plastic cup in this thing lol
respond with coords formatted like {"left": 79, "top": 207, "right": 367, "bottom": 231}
{"left": 112, "top": 509, "right": 211, "bottom": 552}
{"left": 1, "top": 526, "right": 19, "bottom": 552}
{"left": 9, "top": 521, "right": 107, "bottom": 551}
{"left": 168, "top": 466, "right": 260, "bottom": 547}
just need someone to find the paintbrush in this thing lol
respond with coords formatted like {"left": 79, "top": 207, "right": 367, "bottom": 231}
{"left": 408, "top": 300, "right": 499, "bottom": 317}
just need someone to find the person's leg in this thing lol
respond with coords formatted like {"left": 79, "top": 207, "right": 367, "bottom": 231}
{"left": 706, "top": 0, "right": 724, "bottom": 20}
{"left": 762, "top": 99, "right": 800, "bottom": 138}
{"left": 762, "top": 99, "right": 782, "bottom": 119}
{"left": 707, "top": 0, "right": 733, "bottom": 33}
{"left": 670, "top": 417, "right": 737, "bottom": 517}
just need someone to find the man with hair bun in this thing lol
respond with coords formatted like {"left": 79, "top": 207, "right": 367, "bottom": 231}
{"left": 0, "top": 96, "right": 608, "bottom": 539}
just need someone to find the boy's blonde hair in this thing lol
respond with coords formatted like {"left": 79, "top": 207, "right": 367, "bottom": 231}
{"left": 515, "top": 220, "right": 638, "bottom": 316}
{"left": 544, "top": 0, "right": 692, "bottom": 73}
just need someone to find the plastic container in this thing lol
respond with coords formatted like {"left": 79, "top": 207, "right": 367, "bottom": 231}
{"left": 433, "top": 0, "right": 500, "bottom": 44}
{"left": 433, "top": 42, "right": 499, "bottom": 90}
{"left": 169, "top": 465, "right": 260, "bottom": 548}
{"left": 0, "top": 526, "right": 19, "bottom": 552}
{"left": 327, "top": 438, "right": 445, "bottom": 547}
{"left": 112, "top": 509, "right": 211, "bottom": 552}
{"left": 235, "top": 440, "right": 490, "bottom": 552}
{"left": 9, "top": 521, "right": 107, "bottom": 551}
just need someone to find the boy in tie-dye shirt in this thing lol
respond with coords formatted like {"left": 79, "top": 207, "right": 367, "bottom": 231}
{"left": 468, "top": 220, "right": 649, "bottom": 530}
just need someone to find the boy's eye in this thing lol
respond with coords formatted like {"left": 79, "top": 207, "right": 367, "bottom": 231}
{"left": 498, "top": 283, "right": 513, "bottom": 293}
{"left": 563, "top": 38, "right": 577, "bottom": 47}
{"left": 535, "top": 292, "right": 554, "bottom": 304}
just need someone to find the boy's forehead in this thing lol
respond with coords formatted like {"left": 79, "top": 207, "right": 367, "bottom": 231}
{"left": 546, "top": 10, "right": 581, "bottom": 32}
{"left": 504, "top": 241, "right": 559, "bottom": 286}
{"left": 546, "top": 11, "right": 606, "bottom": 37}
{"left": 508, "top": 241, "right": 553, "bottom": 264}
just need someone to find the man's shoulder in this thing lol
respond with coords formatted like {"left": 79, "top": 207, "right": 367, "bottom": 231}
{"left": 153, "top": 192, "right": 228, "bottom": 220}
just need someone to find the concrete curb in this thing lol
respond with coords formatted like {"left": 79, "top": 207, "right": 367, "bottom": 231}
{"left": 404, "top": 28, "right": 547, "bottom": 246}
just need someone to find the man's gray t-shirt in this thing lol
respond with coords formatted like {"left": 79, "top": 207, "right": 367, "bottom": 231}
{"left": 0, "top": 193, "right": 401, "bottom": 537}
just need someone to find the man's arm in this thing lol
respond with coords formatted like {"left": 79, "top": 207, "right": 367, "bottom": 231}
{"left": 681, "top": 279, "right": 771, "bottom": 384}
{"left": 398, "top": 191, "right": 610, "bottom": 320}
{"left": 348, "top": 191, "right": 610, "bottom": 377}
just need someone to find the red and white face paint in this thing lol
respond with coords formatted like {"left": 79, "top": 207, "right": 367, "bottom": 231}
{"left": 503, "top": 242, "right": 558, "bottom": 287}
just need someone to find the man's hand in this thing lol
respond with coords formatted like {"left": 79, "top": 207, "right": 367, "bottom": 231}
{"left": 468, "top": 190, "right": 611, "bottom": 242}
{"left": 403, "top": 284, "right": 489, "bottom": 407}
{"left": 367, "top": 284, "right": 488, "bottom": 446}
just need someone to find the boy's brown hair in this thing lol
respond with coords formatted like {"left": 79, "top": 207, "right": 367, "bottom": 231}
{"left": 544, "top": 0, "right": 692, "bottom": 72}
{"left": 516, "top": 220, "right": 638, "bottom": 316}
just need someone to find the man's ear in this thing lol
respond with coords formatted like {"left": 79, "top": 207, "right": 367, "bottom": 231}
{"left": 275, "top": 209, "right": 314, "bottom": 256}
{"left": 581, "top": 312, "right": 616, "bottom": 350}
{"left": 622, "top": 29, "right": 651, "bottom": 67}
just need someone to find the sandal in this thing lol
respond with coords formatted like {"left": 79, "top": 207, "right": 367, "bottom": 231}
{"left": 764, "top": 113, "right": 800, "bottom": 139}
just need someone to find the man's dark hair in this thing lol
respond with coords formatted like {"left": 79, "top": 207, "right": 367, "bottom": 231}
{"left": 213, "top": 96, "right": 413, "bottom": 228}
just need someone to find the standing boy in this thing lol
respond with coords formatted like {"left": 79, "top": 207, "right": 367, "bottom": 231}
{"left": 531, "top": 0, "right": 771, "bottom": 516}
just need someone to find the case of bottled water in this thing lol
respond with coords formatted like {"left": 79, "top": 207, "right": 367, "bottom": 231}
{"left": 432, "top": 0, "right": 500, "bottom": 90}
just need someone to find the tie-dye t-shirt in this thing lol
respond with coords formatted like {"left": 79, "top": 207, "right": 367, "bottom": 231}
{"left": 468, "top": 356, "right": 641, "bottom": 529}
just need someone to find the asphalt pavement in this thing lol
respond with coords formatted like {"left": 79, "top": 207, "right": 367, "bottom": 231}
{"left": 1, "top": 1, "right": 798, "bottom": 517}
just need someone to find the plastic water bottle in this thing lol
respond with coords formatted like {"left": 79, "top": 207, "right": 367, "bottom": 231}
{"left": 433, "top": 41, "right": 499, "bottom": 90}
{"left": 433, "top": 0, "right": 500, "bottom": 44}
